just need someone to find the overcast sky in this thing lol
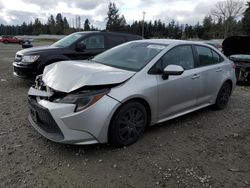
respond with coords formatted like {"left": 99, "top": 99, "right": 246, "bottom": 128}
{"left": 0, "top": 0, "right": 246, "bottom": 28}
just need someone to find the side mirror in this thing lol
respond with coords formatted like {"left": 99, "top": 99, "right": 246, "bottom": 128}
{"left": 162, "top": 65, "right": 184, "bottom": 80}
{"left": 76, "top": 43, "right": 86, "bottom": 52}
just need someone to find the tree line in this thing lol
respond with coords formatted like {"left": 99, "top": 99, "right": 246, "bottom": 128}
{"left": 0, "top": 0, "right": 250, "bottom": 40}
{"left": 0, "top": 13, "right": 98, "bottom": 36}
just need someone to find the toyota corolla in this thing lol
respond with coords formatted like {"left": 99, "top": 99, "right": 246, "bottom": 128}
{"left": 28, "top": 39, "right": 236, "bottom": 146}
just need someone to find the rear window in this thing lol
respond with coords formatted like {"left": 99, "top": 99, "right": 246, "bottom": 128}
{"left": 196, "top": 46, "right": 221, "bottom": 67}
{"left": 107, "top": 35, "right": 126, "bottom": 47}
{"left": 212, "top": 50, "right": 224, "bottom": 63}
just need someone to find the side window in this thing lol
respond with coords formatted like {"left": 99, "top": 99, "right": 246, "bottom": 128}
{"left": 161, "top": 45, "right": 194, "bottom": 70}
{"left": 212, "top": 50, "right": 223, "bottom": 64}
{"left": 196, "top": 46, "right": 214, "bottom": 66}
{"left": 81, "top": 35, "right": 104, "bottom": 49}
{"left": 107, "top": 35, "right": 126, "bottom": 47}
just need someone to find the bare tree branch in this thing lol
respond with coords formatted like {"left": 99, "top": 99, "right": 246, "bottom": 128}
{"left": 211, "top": 0, "right": 245, "bottom": 21}
{"left": 211, "top": 0, "right": 245, "bottom": 37}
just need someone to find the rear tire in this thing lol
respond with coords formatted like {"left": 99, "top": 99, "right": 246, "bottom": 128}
{"left": 214, "top": 82, "right": 232, "bottom": 110}
{"left": 108, "top": 101, "right": 147, "bottom": 147}
{"left": 3, "top": 40, "right": 8, "bottom": 44}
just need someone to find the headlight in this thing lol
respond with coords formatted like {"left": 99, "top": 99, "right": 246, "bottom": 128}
{"left": 22, "top": 55, "right": 40, "bottom": 63}
{"left": 54, "top": 89, "right": 110, "bottom": 112}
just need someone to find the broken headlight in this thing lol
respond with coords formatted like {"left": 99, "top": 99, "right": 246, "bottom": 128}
{"left": 53, "top": 88, "right": 110, "bottom": 112}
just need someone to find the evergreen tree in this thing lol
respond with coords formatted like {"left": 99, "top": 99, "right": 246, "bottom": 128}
{"left": 242, "top": 1, "right": 250, "bottom": 35}
{"left": 33, "top": 18, "right": 42, "bottom": 35}
{"left": 106, "top": 3, "right": 126, "bottom": 31}
{"left": 55, "top": 13, "right": 64, "bottom": 34}
{"left": 194, "top": 22, "right": 204, "bottom": 39}
{"left": 20, "top": 22, "right": 28, "bottom": 35}
{"left": 84, "top": 19, "right": 91, "bottom": 31}
{"left": 184, "top": 24, "right": 195, "bottom": 39}
{"left": 202, "top": 16, "right": 213, "bottom": 39}
{"left": 47, "top": 15, "right": 55, "bottom": 34}
{"left": 63, "top": 17, "right": 70, "bottom": 33}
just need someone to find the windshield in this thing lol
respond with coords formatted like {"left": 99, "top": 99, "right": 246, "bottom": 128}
{"left": 52, "top": 33, "right": 84, "bottom": 47}
{"left": 92, "top": 42, "right": 167, "bottom": 71}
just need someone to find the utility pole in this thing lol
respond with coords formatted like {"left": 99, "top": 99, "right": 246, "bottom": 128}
{"left": 79, "top": 16, "right": 81, "bottom": 29}
{"left": 142, "top": 11, "right": 146, "bottom": 38}
{"left": 75, "top": 15, "right": 78, "bottom": 29}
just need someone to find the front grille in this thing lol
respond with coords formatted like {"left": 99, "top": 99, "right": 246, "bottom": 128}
{"left": 13, "top": 64, "right": 37, "bottom": 78}
{"left": 28, "top": 97, "right": 64, "bottom": 140}
{"left": 13, "top": 66, "right": 26, "bottom": 76}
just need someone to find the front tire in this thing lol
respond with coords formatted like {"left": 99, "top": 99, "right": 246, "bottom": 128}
{"left": 108, "top": 101, "right": 147, "bottom": 147}
{"left": 214, "top": 82, "right": 232, "bottom": 110}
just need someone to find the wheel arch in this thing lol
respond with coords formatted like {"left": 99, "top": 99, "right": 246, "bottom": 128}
{"left": 107, "top": 97, "right": 152, "bottom": 146}
{"left": 38, "top": 55, "right": 69, "bottom": 73}
{"left": 113, "top": 97, "right": 152, "bottom": 127}
{"left": 222, "top": 79, "right": 233, "bottom": 95}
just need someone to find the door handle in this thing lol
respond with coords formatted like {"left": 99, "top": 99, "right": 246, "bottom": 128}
{"left": 192, "top": 74, "right": 200, "bottom": 80}
{"left": 216, "top": 68, "right": 223, "bottom": 72}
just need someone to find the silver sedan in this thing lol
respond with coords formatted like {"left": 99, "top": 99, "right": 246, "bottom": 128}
{"left": 28, "top": 39, "right": 236, "bottom": 146}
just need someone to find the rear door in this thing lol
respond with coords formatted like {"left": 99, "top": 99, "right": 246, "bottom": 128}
{"left": 193, "top": 45, "right": 225, "bottom": 105}
{"left": 156, "top": 45, "right": 203, "bottom": 120}
{"left": 106, "top": 34, "right": 127, "bottom": 49}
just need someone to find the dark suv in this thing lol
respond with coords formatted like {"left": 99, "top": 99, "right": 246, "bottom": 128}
{"left": 13, "top": 31, "right": 142, "bottom": 79}
{"left": 223, "top": 36, "right": 250, "bottom": 83}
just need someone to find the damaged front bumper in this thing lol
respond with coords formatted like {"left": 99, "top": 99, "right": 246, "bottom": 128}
{"left": 27, "top": 87, "right": 120, "bottom": 145}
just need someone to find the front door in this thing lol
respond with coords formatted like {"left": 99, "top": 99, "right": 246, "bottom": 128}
{"left": 157, "top": 45, "right": 202, "bottom": 120}
{"left": 71, "top": 35, "right": 106, "bottom": 60}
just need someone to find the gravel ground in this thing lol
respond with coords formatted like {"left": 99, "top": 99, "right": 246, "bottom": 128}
{"left": 0, "top": 42, "right": 250, "bottom": 188}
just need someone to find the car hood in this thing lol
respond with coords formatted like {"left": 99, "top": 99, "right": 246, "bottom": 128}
{"left": 42, "top": 60, "right": 136, "bottom": 93}
{"left": 17, "top": 45, "right": 62, "bottom": 55}
{"left": 223, "top": 36, "right": 250, "bottom": 57}
{"left": 229, "top": 54, "right": 250, "bottom": 63}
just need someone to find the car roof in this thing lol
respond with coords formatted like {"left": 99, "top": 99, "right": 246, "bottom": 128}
{"left": 74, "top": 31, "right": 142, "bottom": 38}
{"left": 132, "top": 39, "right": 221, "bottom": 50}
{"left": 133, "top": 39, "right": 209, "bottom": 46}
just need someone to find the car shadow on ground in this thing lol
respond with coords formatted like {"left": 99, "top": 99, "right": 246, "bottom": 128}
{"left": 39, "top": 105, "right": 215, "bottom": 156}
{"left": 237, "top": 82, "right": 250, "bottom": 87}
